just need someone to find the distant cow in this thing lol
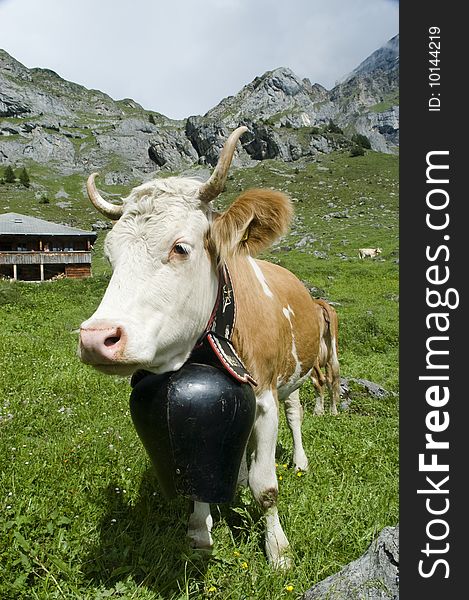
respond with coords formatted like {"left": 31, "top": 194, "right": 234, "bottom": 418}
{"left": 78, "top": 126, "right": 329, "bottom": 568}
{"left": 310, "top": 299, "right": 340, "bottom": 416}
{"left": 358, "top": 247, "right": 382, "bottom": 259}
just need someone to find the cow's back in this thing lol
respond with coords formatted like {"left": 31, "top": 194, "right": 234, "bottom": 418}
{"left": 229, "top": 257, "right": 321, "bottom": 393}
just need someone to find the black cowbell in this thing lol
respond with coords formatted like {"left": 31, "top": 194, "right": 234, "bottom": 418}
{"left": 129, "top": 362, "right": 256, "bottom": 503}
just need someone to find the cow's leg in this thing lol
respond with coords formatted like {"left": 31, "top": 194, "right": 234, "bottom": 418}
{"left": 312, "top": 362, "right": 326, "bottom": 416}
{"left": 187, "top": 501, "right": 213, "bottom": 550}
{"left": 326, "top": 342, "right": 340, "bottom": 416}
{"left": 284, "top": 389, "right": 308, "bottom": 472}
{"left": 237, "top": 450, "right": 249, "bottom": 487}
{"left": 313, "top": 376, "right": 325, "bottom": 416}
{"left": 249, "top": 389, "right": 291, "bottom": 569}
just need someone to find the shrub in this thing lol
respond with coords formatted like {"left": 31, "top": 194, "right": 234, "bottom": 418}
{"left": 326, "top": 120, "right": 343, "bottom": 134}
{"left": 19, "top": 167, "right": 30, "bottom": 188}
{"left": 352, "top": 133, "right": 372, "bottom": 149}
{"left": 350, "top": 145, "right": 365, "bottom": 157}
{"left": 3, "top": 165, "right": 15, "bottom": 183}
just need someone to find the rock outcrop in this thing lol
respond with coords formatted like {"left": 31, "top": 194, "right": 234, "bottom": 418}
{"left": 302, "top": 525, "right": 399, "bottom": 600}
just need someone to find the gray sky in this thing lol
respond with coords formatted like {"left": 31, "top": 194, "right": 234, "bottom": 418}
{"left": 0, "top": 0, "right": 398, "bottom": 120}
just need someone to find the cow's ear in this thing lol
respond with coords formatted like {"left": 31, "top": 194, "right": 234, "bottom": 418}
{"left": 211, "top": 188, "right": 292, "bottom": 260}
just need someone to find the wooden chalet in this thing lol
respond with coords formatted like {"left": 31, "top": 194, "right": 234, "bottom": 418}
{"left": 0, "top": 212, "right": 97, "bottom": 281}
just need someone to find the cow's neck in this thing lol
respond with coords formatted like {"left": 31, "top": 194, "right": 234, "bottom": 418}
{"left": 191, "top": 262, "right": 257, "bottom": 386}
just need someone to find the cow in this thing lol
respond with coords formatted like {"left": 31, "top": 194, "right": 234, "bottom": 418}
{"left": 78, "top": 126, "right": 325, "bottom": 569}
{"left": 358, "top": 247, "right": 382, "bottom": 259}
{"left": 310, "top": 299, "right": 341, "bottom": 416}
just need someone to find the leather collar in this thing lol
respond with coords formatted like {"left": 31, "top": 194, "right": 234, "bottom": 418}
{"left": 191, "top": 263, "right": 257, "bottom": 386}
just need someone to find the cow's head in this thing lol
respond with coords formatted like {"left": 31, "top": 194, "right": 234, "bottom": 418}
{"left": 78, "top": 127, "right": 291, "bottom": 376}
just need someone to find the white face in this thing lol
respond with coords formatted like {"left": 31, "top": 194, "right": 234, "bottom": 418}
{"left": 78, "top": 179, "right": 218, "bottom": 376}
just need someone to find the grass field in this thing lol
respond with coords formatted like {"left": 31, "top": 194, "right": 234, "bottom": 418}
{"left": 0, "top": 150, "right": 398, "bottom": 599}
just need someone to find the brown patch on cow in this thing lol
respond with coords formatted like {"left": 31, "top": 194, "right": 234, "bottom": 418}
{"left": 226, "top": 256, "right": 322, "bottom": 393}
{"left": 203, "top": 228, "right": 219, "bottom": 269}
{"left": 259, "top": 487, "right": 278, "bottom": 510}
{"left": 211, "top": 189, "right": 292, "bottom": 261}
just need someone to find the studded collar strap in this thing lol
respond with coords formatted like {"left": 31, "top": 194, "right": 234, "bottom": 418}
{"left": 191, "top": 263, "right": 257, "bottom": 387}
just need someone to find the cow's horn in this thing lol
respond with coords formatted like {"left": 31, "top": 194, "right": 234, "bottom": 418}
{"left": 198, "top": 126, "right": 248, "bottom": 203}
{"left": 86, "top": 173, "right": 124, "bottom": 220}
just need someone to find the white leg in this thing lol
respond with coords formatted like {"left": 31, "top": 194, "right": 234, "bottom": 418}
{"left": 249, "top": 389, "right": 291, "bottom": 569}
{"left": 265, "top": 507, "right": 291, "bottom": 569}
{"left": 327, "top": 338, "right": 340, "bottom": 416}
{"left": 187, "top": 501, "right": 213, "bottom": 550}
{"left": 284, "top": 389, "right": 308, "bottom": 472}
{"left": 312, "top": 375, "right": 325, "bottom": 416}
{"left": 237, "top": 450, "right": 249, "bottom": 487}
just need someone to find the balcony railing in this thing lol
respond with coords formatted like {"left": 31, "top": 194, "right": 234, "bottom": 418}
{"left": 0, "top": 251, "right": 92, "bottom": 265}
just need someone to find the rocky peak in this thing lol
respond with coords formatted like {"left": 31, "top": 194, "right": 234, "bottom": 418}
{"left": 326, "top": 35, "right": 399, "bottom": 150}
{"left": 345, "top": 34, "right": 399, "bottom": 81}
{"left": 205, "top": 66, "right": 319, "bottom": 127}
{"left": 0, "top": 49, "right": 32, "bottom": 81}
{"left": 252, "top": 67, "right": 305, "bottom": 96}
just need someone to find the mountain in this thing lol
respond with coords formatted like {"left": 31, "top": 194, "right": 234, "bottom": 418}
{"left": 344, "top": 34, "right": 399, "bottom": 80}
{"left": 0, "top": 36, "right": 399, "bottom": 183}
{"left": 329, "top": 34, "right": 399, "bottom": 151}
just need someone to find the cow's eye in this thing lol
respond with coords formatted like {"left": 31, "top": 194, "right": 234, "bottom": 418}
{"left": 172, "top": 243, "right": 191, "bottom": 256}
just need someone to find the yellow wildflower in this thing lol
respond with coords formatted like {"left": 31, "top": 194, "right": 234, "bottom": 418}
{"left": 241, "top": 561, "right": 248, "bottom": 570}
{"left": 285, "top": 584, "right": 294, "bottom": 592}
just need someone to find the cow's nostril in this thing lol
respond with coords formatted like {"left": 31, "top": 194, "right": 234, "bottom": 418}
{"left": 104, "top": 328, "right": 122, "bottom": 347}
{"left": 104, "top": 336, "right": 120, "bottom": 347}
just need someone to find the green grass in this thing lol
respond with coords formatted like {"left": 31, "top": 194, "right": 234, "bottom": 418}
{"left": 0, "top": 151, "right": 398, "bottom": 599}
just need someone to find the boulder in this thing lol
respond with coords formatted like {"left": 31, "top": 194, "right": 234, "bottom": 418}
{"left": 340, "top": 377, "right": 395, "bottom": 402}
{"left": 302, "top": 525, "right": 399, "bottom": 600}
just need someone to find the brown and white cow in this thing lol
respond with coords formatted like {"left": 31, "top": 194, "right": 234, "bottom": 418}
{"left": 358, "top": 247, "right": 382, "bottom": 259}
{"left": 310, "top": 299, "right": 341, "bottom": 416}
{"left": 78, "top": 126, "right": 325, "bottom": 568}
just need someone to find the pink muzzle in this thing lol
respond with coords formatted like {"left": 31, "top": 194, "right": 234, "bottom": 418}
{"left": 79, "top": 320, "right": 127, "bottom": 364}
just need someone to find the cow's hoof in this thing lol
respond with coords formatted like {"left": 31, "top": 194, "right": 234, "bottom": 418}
{"left": 272, "top": 554, "right": 293, "bottom": 570}
{"left": 294, "top": 458, "right": 309, "bottom": 473}
{"left": 187, "top": 531, "right": 213, "bottom": 551}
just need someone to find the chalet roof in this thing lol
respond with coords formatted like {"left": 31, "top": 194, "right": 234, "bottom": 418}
{"left": 0, "top": 213, "right": 96, "bottom": 237}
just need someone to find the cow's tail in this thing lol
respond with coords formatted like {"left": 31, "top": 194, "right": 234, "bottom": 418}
{"left": 313, "top": 299, "right": 339, "bottom": 356}
{"left": 312, "top": 299, "right": 340, "bottom": 415}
